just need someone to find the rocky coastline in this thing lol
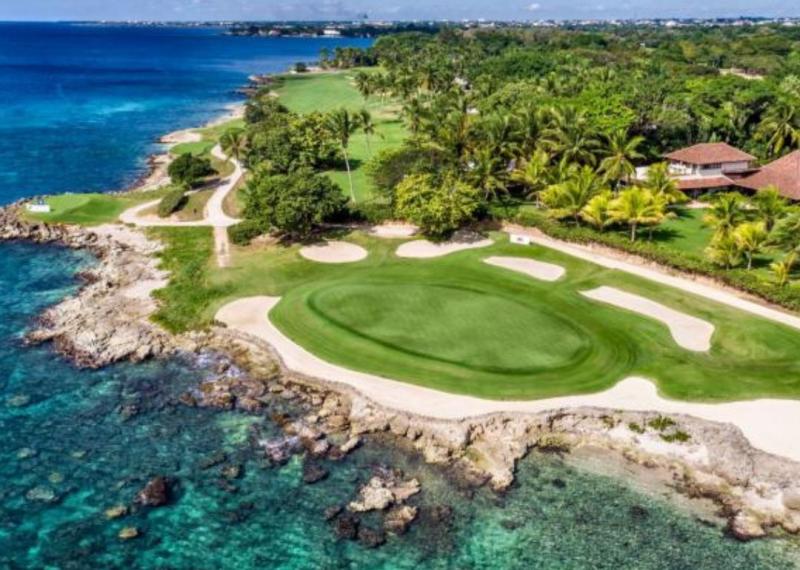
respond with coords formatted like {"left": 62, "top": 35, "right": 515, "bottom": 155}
{"left": 3, "top": 205, "right": 800, "bottom": 543}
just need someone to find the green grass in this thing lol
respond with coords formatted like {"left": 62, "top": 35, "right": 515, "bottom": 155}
{"left": 171, "top": 140, "right": 216, "bottom": 157}
{"left": 153, "top": 229, "right": 800, "bottom": 402}
{"left": 24, "top": 191, "right": 166, "bottom": 226}
{"left": 273, "top": 70, "right": 408, "bottom": 203}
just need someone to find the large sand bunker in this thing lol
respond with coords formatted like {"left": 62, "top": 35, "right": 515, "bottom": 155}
{"left": 299, "top": 241, "right": 368, "bottom": 264}
{"left": 396, "top": 235, "right": 493, "bottom": 259}
{"left": 369, "top": 224, "right": 418, "bottom": 239}
{"left": 582, "top": 286, "right": 714, "bottom": 352}
{"left": 484, "top": 256, "right": 565, "bottom": 282}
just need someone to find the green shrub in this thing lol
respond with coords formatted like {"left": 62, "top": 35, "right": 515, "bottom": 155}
{"left": 345, "top": 201, "right": 395, "bottom": 225}
{"left": 660, "top": 430, "right": 692, "bottom": 443}
{"left": 168, "top": 153, "right": 214, "bottom": 187}
{"left": 628, "top": 422, "right": 645, "bottom": 434}
{"left": 648, "top": 415, "right": 677, "bottom": 432}
{"left": 157, "top": 188, "right": 186, "bottom": 218}
{"left": 228, "top": 219, "right": 264, "bottom": 246}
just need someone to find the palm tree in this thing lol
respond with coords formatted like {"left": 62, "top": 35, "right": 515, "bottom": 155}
{"left": 752, "top": 185, "right": 788, "bottom": 231}
{"left": 644, "top": 162, "right": 686, "bottom": 205}
{"left": 353, "top": 71, "right": 374, "bottom": 102}
{"left": 511, "top": 150, "right": 551, "bottom": 206}
{"left": 580, "top": 190, "right": 615, "bottom": 231}
{"left": 326, "top": 108, "right": 360, "bottom": 201}
{"left": 599, "top": 129, "right": 644, "bottom": 188}
{"left": 608, "top": 187, "right": 666, "bottom": 242}
{"left": 358, "top": 109, "right": 380, "bottom": 157}
{"left": 541, "top": 165, "right": 604, "bottom": 224}
{"left": 771, "top": 253, "right": 796, "bottom": 287}
{"left": 705, "top": 235, "right": 744, "bottom": 269}
{"left": 220, "top": 128, "right": 248, "bottom": 163}
{"left": 540, "top": 106, "right": 601, "bottom": 166}
{"left": 402, "top": 96, "right": 428, "bottom": 137}
{"left": 467, "top": 147, "right": 507, "bottom": 202}
{"left": 702, "top": 192, "right": 746, "bottom": 238}
{"left": 770, "top": 210, "right": 800, "bottom": 254}
{"left": 733, "top": 221, "right": 768, "bottom": 270}
{"left": 757, "top": 97, "right": 800, "bottom": 157}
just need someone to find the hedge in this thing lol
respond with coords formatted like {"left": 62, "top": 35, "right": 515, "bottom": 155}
{"left": 157, "top": 188, "right": 186, "bottom": 218}
{"left": 510, "top": 208, "right": 800, "bottom": 312}
{"left": 227, "top": 219, "right": 264, "bottom": 246}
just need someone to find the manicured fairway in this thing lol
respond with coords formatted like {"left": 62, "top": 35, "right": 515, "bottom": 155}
{"left": 24, "top": 190, "right": 167, "bottom": 226}
{"left": 273, "top": 70, "right": 407, "bottom": 203}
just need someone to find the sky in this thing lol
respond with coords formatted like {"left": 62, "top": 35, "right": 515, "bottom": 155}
{"left": 0, "top": 0, "right": 796, "bottom": 22}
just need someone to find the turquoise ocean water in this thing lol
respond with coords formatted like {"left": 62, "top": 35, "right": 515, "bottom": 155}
{"left": 0, "top": 23, "right": 798, "bottom": 568}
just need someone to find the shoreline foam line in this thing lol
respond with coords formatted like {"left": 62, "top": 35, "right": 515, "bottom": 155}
{"left": 217, "top": 296, "right": 800, "bottom": 463}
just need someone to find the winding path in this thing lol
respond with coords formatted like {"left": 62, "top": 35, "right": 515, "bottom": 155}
{"left": 120, "top": 144, "right": 243, "bottom": 267}
{"left": 217, "top": 296, "right": 800, "bottom": 462}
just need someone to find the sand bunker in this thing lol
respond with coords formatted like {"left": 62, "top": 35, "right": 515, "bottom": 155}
{"left": 299, "top": 241, "right": 368, "bottom": 264}
{"left": 396, "top": 236, "right": 493, "bottom": 259}
{"left": 484, "top": 256, "right": 565, "bottom": 282}
{"left": 369, "top": 224, "right": 418, "bottom": 239}
{"left": 582, "top": 286, "right": 714, "bottom": 352}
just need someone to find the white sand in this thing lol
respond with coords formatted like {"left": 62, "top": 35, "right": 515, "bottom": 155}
{"left": 396, "top": 237, "right": 493, "bottom": 259}
{"left": 484, "top": 256, "right": 565, "bottom": 282}
{"left": 160, "top": 129, "right": 202, "bottom": 145}
{"left": 299, "top": 241, "right": 368, "bottom": 264}
{"left": 216, "top": 296, "right": 800, "bottom": 463}
{"left": 368, "top": 224, "right": 418, "bottom": 239}
{"left": 582, "top": 286, "right": 714, "bottom": 352}
{"left": 504, "top": 224, "right": 800, "bottom": 333}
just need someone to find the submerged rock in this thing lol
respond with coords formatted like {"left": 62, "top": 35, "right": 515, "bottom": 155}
{"left": 25, "top": 486, "right": 58, "bottom": 503}
{"left": 333, "top": 513, "right": 359, "bottom": 540}
{"left": 118, "top": 526, "right": 140, "bottom": 540}
{"left": 357, "top": 526, "right": 386, "bottom": 549}
{"left": 302, "top": 462, "right": 329, "bottom": 484}
{"left": 348, "top": 478, "right": 396, "bottom": 512}
{"left": 324, "top": 505, "right": 343, "bottom": 521}
{"left": 135, "top": 476, "right": 171, "bottom": 507}
{"left": 384, "top": 505, "right": 418, "bottom": 535}
{"left": 105, "top": 505, "right": 128, "bottom": 520}
{"left": 221, "top": 464, "right": 243, "bottom": 480}
{"left": 7, "top": 394, "right": 31, "bottom": 408}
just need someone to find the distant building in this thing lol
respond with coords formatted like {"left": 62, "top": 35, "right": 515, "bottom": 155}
{"left": 736, "top": 151, "right": 800, "bottom": 200}
{"left": 322, "top": 29, "right": 342, "bottom": 37}
{"left": 637, "top": 142, "right": 800, "bottom": 200}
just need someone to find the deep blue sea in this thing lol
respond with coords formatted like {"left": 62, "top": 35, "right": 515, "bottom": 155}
{"left": 0, "top": 22, "right": 371, "bottom": 201}
{"left": 0, "top": 23, "right": 799, "bottom": 569}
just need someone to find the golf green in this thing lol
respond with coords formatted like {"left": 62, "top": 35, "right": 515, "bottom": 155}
{"left": 262, "top": 234, "right": 800, "bottom": 401}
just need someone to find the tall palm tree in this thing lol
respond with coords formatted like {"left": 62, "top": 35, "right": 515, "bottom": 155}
{"left": 326, "top": 108, "right": 360, "bottom": 201}
{"left": 541, "top": 165, "right": 604, "bottom": 224}
{"left": 733, "top": 221, "right": 768, "bottom": 270}
{"left": 599, "top": 129, "right": 644, "bottom": 188}
{"left": 511, "top": 150, "right": 551, "bottom": 206}
{"left": 220, "top": 128, "right": 248, "bottom": 163}
{"left": 770, "top": 210, "right": 800, "bottom": 254}
{"left": 644, "top": 162, "right": 686, "bottom": 205}
{"left": 358, "top": 109, "right": 380, "bottom": 156}
{"left": 402, "top": 97, "right": 428, "bottom": 137}
{"left": 467, "top": 147, "right": 508, "bottom": 202}
{"left": 580, "top": 190, "right": 615, "bottom": 231}
{"left": 702, "top": 192, "right": 746, "bottom": 238}
{"left": 757, "top": 97, "right": 800, "bottom": 157}
{"left": 752, "top": 185, "right": 788, "bottom": 231}
{"left": 608, "top": 187, "right": 666, "bottom": 242}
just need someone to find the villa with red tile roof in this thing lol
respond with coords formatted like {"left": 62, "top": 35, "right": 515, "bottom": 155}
{"left": 637, "top": 142, "right": 800, "bottom": 200}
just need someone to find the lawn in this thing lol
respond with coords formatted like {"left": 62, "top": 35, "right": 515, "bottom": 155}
{"left": 23, "top": 190, "right": 167, "bottom": 226}
{"left": 152, "top": 228, "right": 800, "bottom": 402}
{"left": 273, "top": 70, "right": 408, "bottom": 203}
